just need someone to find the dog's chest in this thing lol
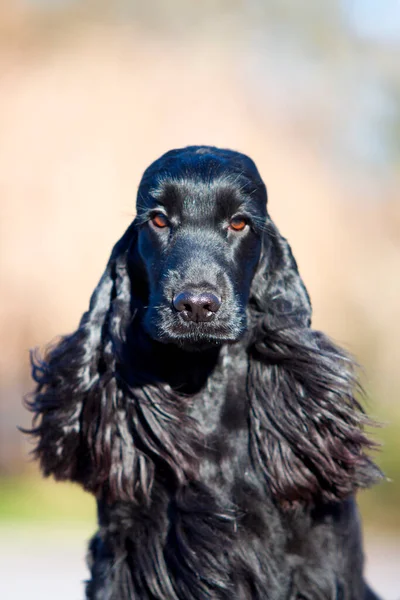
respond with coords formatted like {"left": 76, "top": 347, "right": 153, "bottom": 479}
{"left": 187, "top": 345, "right": 248, "bottom": 436}
{"left": 185, "top": 345, "right": 251, "bottom": 495}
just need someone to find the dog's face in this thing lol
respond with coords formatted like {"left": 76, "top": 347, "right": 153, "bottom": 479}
{"left": 133, "top": 147, "right": 267, "bottom": 348}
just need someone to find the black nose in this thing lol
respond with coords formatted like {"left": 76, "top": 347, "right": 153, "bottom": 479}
{"left": 173, "top": 291, "right": 221, "bottom": 323}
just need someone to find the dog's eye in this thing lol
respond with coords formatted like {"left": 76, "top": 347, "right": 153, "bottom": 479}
{"left": 229, "top": 217, "right": 247, "bottom": 232}
{"left": 151, "top": 213, "right": 169, "bottom": 229}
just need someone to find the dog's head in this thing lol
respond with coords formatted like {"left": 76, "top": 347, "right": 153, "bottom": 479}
{"left": 130, "top": 146, "right": 267, "bottom": 348}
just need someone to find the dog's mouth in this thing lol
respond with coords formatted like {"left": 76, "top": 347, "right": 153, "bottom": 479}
{"left": 143, "top": 302, "right": 247, "bottom": 349}
{"left": 170, "top": 320, "right": 244, "bottom": 345}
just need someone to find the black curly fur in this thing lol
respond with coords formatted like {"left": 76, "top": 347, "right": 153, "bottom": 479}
{"left": 25, "top": 146, "right": 382, "bottom": 599}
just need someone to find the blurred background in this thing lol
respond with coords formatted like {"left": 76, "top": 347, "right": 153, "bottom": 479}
{"left": 0, "top": 1, "right": 399, "bottom": 598}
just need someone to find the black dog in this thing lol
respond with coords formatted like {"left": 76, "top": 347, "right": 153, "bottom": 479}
{"left": 26, "top": 146, "right": 382, "bottom": 599}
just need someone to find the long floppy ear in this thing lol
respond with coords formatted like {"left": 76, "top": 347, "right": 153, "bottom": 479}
{"left": 25, "top": 220, "right": 198, "bottom": 503}
{"left": 247, "top": 220, "right": 382, "bottom": 506}
{"left": 24, "top": 222, "right": 153, "bottom": 502}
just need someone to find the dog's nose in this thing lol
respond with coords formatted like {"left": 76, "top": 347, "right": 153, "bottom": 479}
{"left": 173, "top": 291, "right": 221, "bottom": 323}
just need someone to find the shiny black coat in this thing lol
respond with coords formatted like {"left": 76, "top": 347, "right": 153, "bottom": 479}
{"left": 26, "top": 146, "right": 382, "bottom": 599}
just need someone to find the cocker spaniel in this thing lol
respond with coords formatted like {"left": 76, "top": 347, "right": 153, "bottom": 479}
{"left": 26, "top": 146, "right": 382, "bottom": 599}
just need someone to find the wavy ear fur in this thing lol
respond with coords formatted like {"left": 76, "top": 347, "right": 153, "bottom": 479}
{"left": 25, "top": 222, "right": 197, "bottom": 503}
{"left": 248, "top": 221, "right": 382, "bottom": 505}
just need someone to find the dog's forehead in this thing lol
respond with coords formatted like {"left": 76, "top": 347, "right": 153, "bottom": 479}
{"left": 156, "top": 178, "right": 250, "bottom": 215}
{"left": 138, "top": 147, "right": 268, "bottom": 218}
{"left": 148, "top": 176, "right": 265, "bottom": 221}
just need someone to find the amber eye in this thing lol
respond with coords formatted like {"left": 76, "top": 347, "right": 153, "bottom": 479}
{"left": 151, "top": 213, "right": 169, "bottom": 228}
{"left": 229, "top": 217, "right": 247, "bottom": 232}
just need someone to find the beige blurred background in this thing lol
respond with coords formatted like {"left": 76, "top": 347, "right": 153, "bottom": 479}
{"left": 0, "top": 1, "right": 399, "bottom": 598}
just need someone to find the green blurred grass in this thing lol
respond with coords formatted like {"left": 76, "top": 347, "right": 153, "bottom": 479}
{"left": 0, "top": 475, "right": 96, "bottom": 524}
{"left": 358, "top": 402, "right": 400, "bottom": 532}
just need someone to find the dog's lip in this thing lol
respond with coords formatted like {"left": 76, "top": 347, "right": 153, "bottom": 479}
{"left": 159, "top": 331, "right": 241, "bottom": 347}
{"left": 161, "top": 319, "right": 245, "bottom": 343}
{"left": 170, "top": 315, "right": 232, "bottom": 330}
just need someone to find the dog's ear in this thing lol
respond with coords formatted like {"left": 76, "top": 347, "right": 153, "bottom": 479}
{"left": 25, "top": 218, "right": 200, "bottom": 503}
{"left": 24, "top": 222, "right": 156, "bottom": 502}
{"left": 248, "top": 221, "right": 382, "bottom": 506}
{"left": 249, "top": 220, "right": 312, "bottom": 329}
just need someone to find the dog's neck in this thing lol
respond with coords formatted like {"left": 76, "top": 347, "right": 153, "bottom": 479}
{"left": 128, "top": 325, "right": 226, "bottom": 396}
